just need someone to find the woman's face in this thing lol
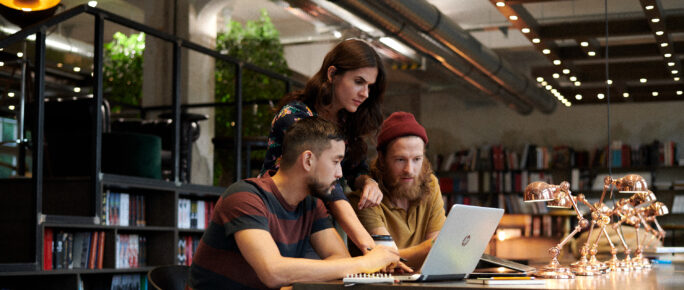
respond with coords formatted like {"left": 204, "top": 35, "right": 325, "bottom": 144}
{"left": 329, "top": 66, "right": 378, "bottom": 113}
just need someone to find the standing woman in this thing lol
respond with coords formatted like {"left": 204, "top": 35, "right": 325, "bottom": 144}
{"left": 261, "top": 39, "right": 384, "bottom": 253}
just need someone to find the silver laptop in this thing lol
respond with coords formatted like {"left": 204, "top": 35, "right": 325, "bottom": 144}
{"left": 397, "top": 204, "right": 504, "bottom": 282}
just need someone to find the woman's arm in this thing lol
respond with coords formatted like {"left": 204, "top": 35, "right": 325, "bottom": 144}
{"left": 353, "top": 175, "right": 383, "bottom": 209}
{"left": 329, "top": 199, "right": 376, "bottom": 253}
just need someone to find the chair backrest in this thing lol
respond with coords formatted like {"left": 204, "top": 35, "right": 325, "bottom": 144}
{"left": 147, "top": 265, "right": 190, "bottom": 290}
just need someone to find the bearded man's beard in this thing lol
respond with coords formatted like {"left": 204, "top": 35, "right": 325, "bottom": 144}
{"left": 383, "top": 163, "right": 431, "bottom": 203}
{"left": 307, "top": 176, "right": 337, "bottom": 201}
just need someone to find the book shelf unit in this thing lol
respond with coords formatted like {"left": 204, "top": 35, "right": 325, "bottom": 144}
{"left": 436, "top": 164, "right": 684, "bottom": 253}
{"left": 0, "top": 173, "right": 223, "bottom": 289}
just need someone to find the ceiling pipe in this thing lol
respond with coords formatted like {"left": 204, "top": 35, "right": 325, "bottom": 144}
{"left": 329, "top": 0, "right": 533, "bottom": 115}
{"left": 373, "top": 0, "right": 556, "bottom": 114}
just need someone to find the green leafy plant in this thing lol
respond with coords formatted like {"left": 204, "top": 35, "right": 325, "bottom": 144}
{"left": 103, "top": 32, "right": 145, "bottom": 112}
{"left": 214, "top": 10, "right": 289, "bottom": 185}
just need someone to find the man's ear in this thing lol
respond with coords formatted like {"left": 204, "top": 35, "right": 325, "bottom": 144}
{"left": 301, "top": 150, "right": 315, "bottom": 172}
{"left": 327, "top": 65, "right": 337, "bottom": 82}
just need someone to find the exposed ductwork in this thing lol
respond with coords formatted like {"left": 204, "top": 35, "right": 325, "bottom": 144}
{"left": 328, "top": 0, "right": 534, "bottom": 115}
{"left": 371, "top": 0, "right": 556, "bottom": 114}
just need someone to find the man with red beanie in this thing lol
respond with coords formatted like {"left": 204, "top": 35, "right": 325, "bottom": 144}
{"left": 349, "top": 112, "right": 446, "bottom": 269}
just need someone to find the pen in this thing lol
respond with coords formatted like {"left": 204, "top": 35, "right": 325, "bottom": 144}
{"left": 367, "top": 247, "right": 408, "bottom": 263}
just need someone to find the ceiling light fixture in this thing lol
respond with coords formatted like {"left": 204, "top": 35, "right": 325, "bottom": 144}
{"left": 87, "top": 1, "right": 97, "bottom": 7}
{"left": 562, "top": 69, "right": 570, "bottom": 74}
{"left": 677, "top": 91, "right": 683, "bottom": 95}
{"left": 509, "top": 15, "right": 518, "bottom": 21}
{"left": 569, "top": 76, "right": 577, "bottom": 82}
{"left": 8, "top": 92, "right": 15, "bottom": 97}
{"left": 651, "top": 18, "right": 660, "bottom": 23}
{"left": 574, "top": 81, "right": 581, "bottom": 86}
{"left": 536, "top": 77, "right": 544, "bottom": 82}
{"left": 672, "top": 70, "right": 679, "bottom": 74}
{"left": 668, "top": 62, "right": 675, "bottom": 67}
{"left": 575, "top": 94, "right": 582, "bottom": 100}
{"left": 661, "top": 43, "right": 668, "bottom": 47}
{"left": 623, "top": 92, "right": 629, "bottom": 98}
{"left": 553, "top": 60, "right": 561, "bottom": 65}
{"left": 606, "top": 80, "right": 613, "bottom": 85}
{"left": 541, "top": 81, "right": 548, "bottom": 86}
{"left": 553, "top": 73, "right": 560, "bottom": 79}
{"left": 640, "top": 78, "right": 647, "bottom": 83}
{"left": 665, "top": 53, "right": 672, "bottom": 58}
{"left": 496, "top": 2, "right": 505, "bottom": 7}
{"left": 598, "top": 93, "right": 605, "bottom": 99}
{"left": 588, "top": 51, "right": 596, "bottom": 56}
{"left": 521, "top": 28, "right": 530, "bottom": 34}
{"left": 542, "top": 49, "right": 550, "bottom": 54}
{"left": 645, "top": 5, "right": 654, "bottom": 10}
{"left": 675, "top": 77, "right": 681, "bottom": 81}
{"left": 532, "top": 38, "right": 540, "bottom": 43}
{"left": 545, "top": 85, "right": 552, "bottom": 90}
{"left": 580, "top": 41, "right": 589, "bottom": 47}
{"left": 655, "top": 31, "right": 664, "bottom": 36}
{"left": 652, "top": 91, "right": 659, "bottom": 96}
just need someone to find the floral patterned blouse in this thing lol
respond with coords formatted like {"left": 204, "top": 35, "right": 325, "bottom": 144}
{"left": 260, "top": 101, "right": 369, "bottom": 202}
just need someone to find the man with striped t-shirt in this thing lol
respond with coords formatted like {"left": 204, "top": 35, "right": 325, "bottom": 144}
{"left": 190, "top": 117, "right": 400, "bottom": 289}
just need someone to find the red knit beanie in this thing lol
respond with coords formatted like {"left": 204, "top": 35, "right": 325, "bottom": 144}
{"left": 376, "top": 112, "right": 428, "bottom": 150}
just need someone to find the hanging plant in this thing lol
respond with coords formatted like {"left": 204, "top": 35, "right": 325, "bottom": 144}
{"left": 103, "top": 32, "right": 145, "bottom": 113}
{"left": 214, "top": 9, "right": 289, "bottom": 185}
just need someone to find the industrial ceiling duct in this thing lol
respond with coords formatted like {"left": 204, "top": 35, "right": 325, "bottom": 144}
{"left": 329, "top": 0, "right": 533, "bottom": 115}
{"left": 373, "top": 0, "right": 556, "bottom": 114}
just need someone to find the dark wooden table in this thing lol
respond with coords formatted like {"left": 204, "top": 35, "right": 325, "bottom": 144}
{"left": 293, "top": 263, "right": 684, "bottom": 289}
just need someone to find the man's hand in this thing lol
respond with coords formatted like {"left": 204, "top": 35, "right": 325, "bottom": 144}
{"left": 360, "top": 245, "right": 400, "bottom": 273}
{"left": 357, "top": 178, "right": 383, "bottom": 210}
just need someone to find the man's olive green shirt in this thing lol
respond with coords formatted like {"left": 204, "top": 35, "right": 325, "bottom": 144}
{"left": 348, "top": 174, "right": 446, "bottom": 249}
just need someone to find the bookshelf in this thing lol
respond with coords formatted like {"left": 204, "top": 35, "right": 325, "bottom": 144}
{"left": 0, "top": 172, "right": 223, "bottom": 289}
{"left": 435, "top": 141, "right": 684, "bottom": 258}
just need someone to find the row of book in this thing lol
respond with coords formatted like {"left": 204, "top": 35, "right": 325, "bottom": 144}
{"left": 434, "top": 140, "right": 680, "bottom": 172}
{"left": 438, "top": 171, "right": 554, "bottom": 194}
{"left": 43, "top": 229, "right": 105, "bottom": 270}
{"left": 102, "top": 191, "right": 146, "bottom": 227}
{"left": 115, "top": 234, "right": 147, "bottom": 269}
{"left": 178, "top": 199, "right": 216, "bottom": 229}
{"left": 110, "top": 274, "right": 148, "bottom": 290}
{"left": 178, "top": 235, "right": 200, "bottom": 266}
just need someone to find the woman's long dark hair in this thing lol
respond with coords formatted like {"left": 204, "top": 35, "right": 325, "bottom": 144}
{"left": 278, "top": 39, "right": 386, "bottom": 168}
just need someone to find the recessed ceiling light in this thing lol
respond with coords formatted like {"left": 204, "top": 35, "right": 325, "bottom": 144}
{"left": 521, "top": 28, "right": 530, "bottom": 34}
{"left": 551, "top": 89, "right": 558, "bottom": 93}
{"left": 509, "top": 15, "right": 518, "bottom": 21}
{"left": 542, "top": 49, "right": 551, "bottom": 54}
{"left": 672, "top": 70, "right": 679, "bottom": 74}
{"left": 677, "top": 90, "right": 683, "bottom": 95}
{"left": 574, "top": 81, "right": 581, "bottom": 86}
{"left": 575, "top": 94, "right": 582, "bottom": 100}
{"left": 552, "top": 73, "right": 560, "bottom": 78}
{"left": 73, "top": 87, "right": 81, "bottom": 93}
{"left": 607, "top": 79, "right": 613, "bottom": 85}
{"left": 588, "top": 51, "right": 596, "bottom": 56}
{"left": 87, "top": 1, "right": 97, "bottom": 7}
{"left": 545, "top": 85, "right": 552, "bottom": 90}
{"left": 665, "top": 53, "right": 672, "bottom": 58}
{"left": 675, "top": 77, "right": 681, "bottom": 81}
{"left": 661, "top": 43, "right": 669, "bottom": 47}
{"left": 496, "top": 2, "right": 505, "bottom": 7}
{"left": 645, "top": 5, "right": 654, "bottom": 10}
{"left": 8, "top": 92, "right": 15, "bottom": 97}
{"left": 536, "top": 77, "right": 544, "bottom": 82}
{"left": 565, "top": 102, "right": 572, "bottom": 107}
{"left": 553, "top": 60, "right": 561, "bottom": 65}
{"left": 668, "top": 62, "right": 675, "bottom": 66}
{"left": 597, "top": 93, "right": 605, "bottom": 99}
{"left": 652, "top": 18, "right": 660, "bottom": 23}
{"left": 532, "top": 38, "right": 540, "bottom": 43}
{"left": 562, "top": 69, "right": 570, "bottom": 74}
{"left": 569, "top": 76, "right": 577, "bottom": 82}
{"left": 580, "top": 41, "right": 589, "bottom": 47}
{"left": 656, "top": 31, "right": 664, "bottom": 36}
{"left": 73, "top": 67, "right": 81, "bottom": 72}
{"left": 0, "top": 62, "right": 4, "bottom": 67}
{"left": 640, "top": 78, "right": 647, "bottom": 83}
{"left": 8, "top": 105, "right": 15, "bottom": 110}
{"left": 652, "top": 91, "right": 659, "bottom": 96}
{"left": 17, "top": 52, "right": 23, "bottom": 58}
{"left": 623, "top": 92, "right": 630, "bottom": 98}
{"left": 541, "top": 81, "right": 548, "bottom": 86}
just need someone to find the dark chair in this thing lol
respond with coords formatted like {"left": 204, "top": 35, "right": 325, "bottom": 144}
{"left": 147, "top": 265, "right": 190, "bottom": 290}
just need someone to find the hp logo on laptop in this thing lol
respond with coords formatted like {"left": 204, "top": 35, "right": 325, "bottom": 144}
{"left": 461, "top": 234, "right": 470, "bottom": 246}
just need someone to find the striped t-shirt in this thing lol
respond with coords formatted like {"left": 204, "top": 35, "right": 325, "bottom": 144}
{"left": 189, "top": 175, "right": 333, "bottom": 289}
